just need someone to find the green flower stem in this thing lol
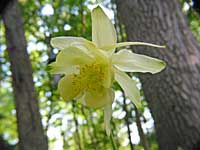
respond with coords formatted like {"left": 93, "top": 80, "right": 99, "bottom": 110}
{"left": 110, "top": 131, "right": 118, "bottom": 150}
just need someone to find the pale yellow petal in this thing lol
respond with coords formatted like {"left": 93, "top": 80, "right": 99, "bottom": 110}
{"left": 58, "top": 75, "right": 82, "bottom": 101}
{"left": 92, "top": 6, "right": 117, "bottom": 48}
{"left": 114, "top": 69, "right": 141, "bottom": 108}
{"left": 102, "top": 42, "right": 165, "bottom": 51}
{"left": 50, "top": 46, "right": 95, "bottom": 74}
{"left": 112, "top": 49, "right": 166, "bottom": 74}
{"left": 102, "top": 65, "right": 113, "bottom": 88}
{"left": 49, "top": 63, "right": 79, "bottom": 75}
{"left": 51, "top": 36, "right": 96, "bottom": 50}
{"left": 100, "top": 58, "right": 114, "bottom": 88}
{"left": 104, "top": 92, "right": 114, "bottom": 136}
{"left": 78, "top": 88, "right": 114, "bottom": 109}
{"left": 57, "top": 46, "right": 94, "bottom": 65}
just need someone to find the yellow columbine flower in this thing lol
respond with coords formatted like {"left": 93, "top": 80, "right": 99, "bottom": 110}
{"left": 50, "top": 6, "right": 166, "bottom": 135}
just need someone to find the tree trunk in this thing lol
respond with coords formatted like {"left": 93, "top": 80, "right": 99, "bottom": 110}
{"left": 1, "top": 0, "right": 48, "bottom": 150}
{"left": 117, "top": 0, "right": 200, "bottom": 150}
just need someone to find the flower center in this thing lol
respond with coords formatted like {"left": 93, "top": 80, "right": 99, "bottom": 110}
{"left": 80, "top": 63, "right": 108, "bottom": 92}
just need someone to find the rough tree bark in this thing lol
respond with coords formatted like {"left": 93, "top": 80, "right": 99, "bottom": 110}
{"left": 117, "top": 0, "right": 200, "bottom": 150}
{"left": 1, "top": 0, "right": 48, "bottom": 150}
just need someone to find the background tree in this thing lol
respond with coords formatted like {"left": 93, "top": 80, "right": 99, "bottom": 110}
{"left": 1, "top": 0, "right": 48, "bottom": 149}
{"left": 117, "top": 0, "right": 200, "bottom": 150}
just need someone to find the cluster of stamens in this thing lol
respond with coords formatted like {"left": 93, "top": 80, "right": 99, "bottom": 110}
{"left": 71, "top": 62, "right": 107, "bottom": 93}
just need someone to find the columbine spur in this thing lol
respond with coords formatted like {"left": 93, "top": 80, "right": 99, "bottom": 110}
{"left": 50, "top": 6, "right": 166, "bottom": 135}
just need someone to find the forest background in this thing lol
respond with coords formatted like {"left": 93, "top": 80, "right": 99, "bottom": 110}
{"left": 1, "top": 0, "right": 200, "bottom": 150}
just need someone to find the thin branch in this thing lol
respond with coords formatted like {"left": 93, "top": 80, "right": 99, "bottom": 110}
{"left": 135, "top": 107, "right": 150, "bottom": 150}
{"left": 122, "top": 92, "right": 134, "bottom": 150}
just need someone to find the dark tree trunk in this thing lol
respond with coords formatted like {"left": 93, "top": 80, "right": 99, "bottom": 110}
{"left": 117, "top": 0, "right": 200, "bottom": 150}
{"left": 193, "top": 0, "right": 200, "bottom": 13}
{"left": 1, "top": 0, "right": 48, "bottom": 150}
{"left": 0, "top": 0, "right": 13, "bottom": 14}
